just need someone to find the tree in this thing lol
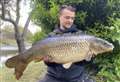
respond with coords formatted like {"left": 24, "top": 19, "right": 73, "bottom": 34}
{"left": 0, "top": 0, "right": 32, "bottom": 53}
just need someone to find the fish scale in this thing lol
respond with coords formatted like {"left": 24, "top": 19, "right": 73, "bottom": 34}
{"left": 44, "top": 39, "right": 90, "bottom": 63}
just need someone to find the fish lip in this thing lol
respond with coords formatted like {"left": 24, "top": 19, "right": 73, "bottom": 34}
{"left": 108, "top": 43, "right": 114, "bottom": 50}
{"left": 108, "top": 48, "right": 113, "bottom": 51}
{"left": 108, "top": 46, "right": 114, "bottom": 51}
{"left": 105, "top": 45, "right": 114, "bottom": 52}
{"left": 111, "top": 44, "right": 114, "bottom": 49}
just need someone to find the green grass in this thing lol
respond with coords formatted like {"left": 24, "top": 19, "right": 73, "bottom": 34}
{"left": 0, "top": 38, "right": 17, "bottom": 46}
{"left": 1, "top": 62, "right": 47, "bottom": 82}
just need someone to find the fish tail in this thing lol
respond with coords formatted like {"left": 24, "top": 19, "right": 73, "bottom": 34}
{"left": 5, "top": 55, "right": 28, "bottom": 80}
{"left": 14, "top": 61, "right": 28, "bottom": 80}
{"left": 5, "top": 55, "right": 20, "bottom": 68}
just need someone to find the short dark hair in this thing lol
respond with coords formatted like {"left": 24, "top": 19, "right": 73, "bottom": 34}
{"left": 59, "top": 5, "right": 76, "bottom": 14}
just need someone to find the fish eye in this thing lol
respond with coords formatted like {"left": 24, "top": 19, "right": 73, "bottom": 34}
{"left": 103, "top": 42, "right": 107, "bottom": 45}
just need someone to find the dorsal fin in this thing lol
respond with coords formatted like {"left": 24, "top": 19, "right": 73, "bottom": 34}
{"left": 85, "top": 49, "right": 94, "bottom": 61}
{"left": 50, "top": 30, "right": 85, "bottom": 37}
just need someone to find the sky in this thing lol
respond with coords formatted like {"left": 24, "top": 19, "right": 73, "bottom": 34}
{"left": 0, "top": 0, "right": 41, "bottom": 34}
{"left": 20, "top": 0, "right": 41, "bottom": 34}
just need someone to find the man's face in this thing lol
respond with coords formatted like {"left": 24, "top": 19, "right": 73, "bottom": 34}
{"left": 59, "top": 9, "right": 75, "bottom": 29}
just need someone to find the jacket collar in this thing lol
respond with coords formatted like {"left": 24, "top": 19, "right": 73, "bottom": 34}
{"left": 53, "top": 24, "right": 78, "bottom": 34}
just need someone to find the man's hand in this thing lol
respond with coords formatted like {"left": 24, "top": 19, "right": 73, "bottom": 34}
{"left": 43, "top": 56, "right": 54, "bottom": 63}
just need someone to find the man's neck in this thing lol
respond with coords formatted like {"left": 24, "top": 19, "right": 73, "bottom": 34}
{"left": 60, "top": 25, "right": 71, "bottom": 31}
{"left": 60, "top": 25, "right": 65, "bottom": 30}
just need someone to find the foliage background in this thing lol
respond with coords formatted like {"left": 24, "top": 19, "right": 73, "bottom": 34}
{"left": 31, "top": 0, "right": 120, "bottom": 82}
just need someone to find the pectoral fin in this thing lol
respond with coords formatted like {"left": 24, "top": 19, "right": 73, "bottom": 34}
{"left": 34, "top": 55, "right": 53, "bottom": 62}
{"left": 62, "top": 62, "right": 72, "bottom": 69}
{"left": 85, "top": 50, "right": 93, "bottom": 61}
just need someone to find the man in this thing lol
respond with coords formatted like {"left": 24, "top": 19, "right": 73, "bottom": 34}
{"left": 39, "top": 5, "right": 95, "bottom": 82}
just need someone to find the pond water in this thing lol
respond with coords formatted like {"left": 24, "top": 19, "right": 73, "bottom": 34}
{"left": 0, "top": 55, "right": 13, "bottom": 67}
{"left": 0, "top": 46, "right": 31, "bottom": 67}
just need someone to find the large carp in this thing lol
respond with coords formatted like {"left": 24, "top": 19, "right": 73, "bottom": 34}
{"left": 5, "top": 32, "right": 114, "bottom": 80}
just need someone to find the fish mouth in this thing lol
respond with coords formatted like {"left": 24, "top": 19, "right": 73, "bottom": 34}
{"left": 107, "top": 45, "right": 114, "bottom": 51}
{"left": 108, "top": 48, "right": 114, "bottom": 51}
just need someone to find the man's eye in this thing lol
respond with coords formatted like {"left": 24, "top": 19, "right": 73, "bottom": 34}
{"left": 64, "top": 16, "right": 70, "bottom": 19}
{"left": 64, "top": 16, "right": 75, "bottom": 20}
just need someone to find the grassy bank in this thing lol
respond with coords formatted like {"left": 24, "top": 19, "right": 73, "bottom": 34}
{"left": 1, "top": 62, "right": 47, "bottom": 82}
{"left": 0, "top": 38, "right": 17, "bottom": 46}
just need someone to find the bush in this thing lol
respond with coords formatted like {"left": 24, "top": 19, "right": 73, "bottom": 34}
{"left": 31, "top": 0, "right": 120, "bottom": 81}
